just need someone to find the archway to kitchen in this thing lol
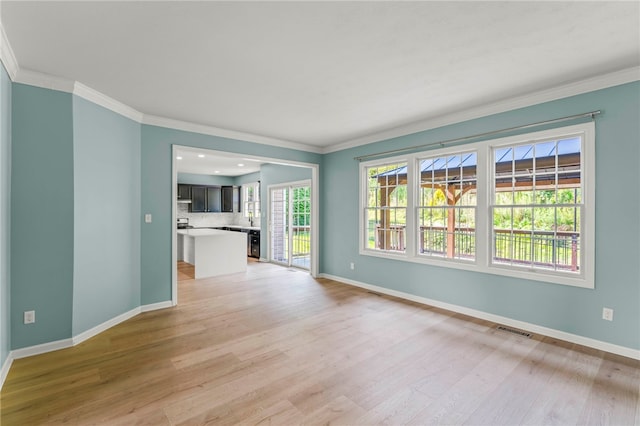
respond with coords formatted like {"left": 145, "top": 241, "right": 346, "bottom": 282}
{"left": 170, "top": 145, "right": 319, "bottom": 305}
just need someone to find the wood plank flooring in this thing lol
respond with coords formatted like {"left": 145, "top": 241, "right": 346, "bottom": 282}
{"left": 1, "top": 260, "right": 638, "bottom": 425}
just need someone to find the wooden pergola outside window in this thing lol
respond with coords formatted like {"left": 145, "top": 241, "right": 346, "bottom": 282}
{"left": 370, "top": 136, "right": 582, "bottom": 269}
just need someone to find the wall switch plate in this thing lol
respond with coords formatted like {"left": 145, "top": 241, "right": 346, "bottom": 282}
{"left": 350, "top": 262, "right": 355, "bottom": 270}
{"left": 24, "top": 310, "right": 35, "bottom": 324}
{"left": 144, "top": 214, "right": 152, "bottom": 223}
{"left": 602, "top": 307, "right": 614, "bottom": 321}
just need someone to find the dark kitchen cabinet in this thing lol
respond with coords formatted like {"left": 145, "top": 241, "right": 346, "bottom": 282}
{"left": 234, "top": 186, "right": 241, "bottom": 212}
{"left": 190, "top": 186, "right": 206, "bottom": 212}
{"left": 177, "top": 184, "right": 191, "bottom": 200}
{"left": 190, "top": 186, "right": 221, "bottom": 212}
{"left": 207, "top": 186, "right": 221, "bottom": 212}
{"left": 222, "top": 186, "right": 241, "bottom": 213}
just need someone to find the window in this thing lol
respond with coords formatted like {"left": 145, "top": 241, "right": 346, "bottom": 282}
{"left": 418, "top": 152, "right": 477, "bottom": 261}
{"left": 243, "top": 182, "right": 260, "bottom": 219}
{"left": 360, "top": 122, "right": 594, "bottom": 288}
{"left": 491, "top": 137, "right": 582, "bottom": 273}
{"left": 364, "top": 161, "right": 407, "bottom": 253}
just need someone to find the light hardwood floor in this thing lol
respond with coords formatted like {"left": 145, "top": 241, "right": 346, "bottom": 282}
{"left": 1, "top": 260, "right": 639, "bottom": 425}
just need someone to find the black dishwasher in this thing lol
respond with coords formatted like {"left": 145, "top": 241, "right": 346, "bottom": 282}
{"left": 248, "top": 230, "right": 260, "bottom": 258}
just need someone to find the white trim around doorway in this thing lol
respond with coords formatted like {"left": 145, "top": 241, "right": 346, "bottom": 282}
{"left": 171, "top": 145, "right": 320, "bottom": 306}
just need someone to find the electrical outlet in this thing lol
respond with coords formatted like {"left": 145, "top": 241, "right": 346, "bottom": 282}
{"left": 24, "top": 310, "right": 35, "bottom": 324}
{"left": 144, "top": 213, "right": 152, "bottom": 223}
{"left": 350, "top": 262, "right": 355, "bottom": 270}
{"left": 602, "top": 307, "right": 614, "bottom": 321}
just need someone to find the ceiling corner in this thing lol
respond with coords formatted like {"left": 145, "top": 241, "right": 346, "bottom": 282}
{"left": 0, "top": 23, "right": 18, "bottom": 80}
{"left": 321, "top": 66, "right": 640, "bottom": 155}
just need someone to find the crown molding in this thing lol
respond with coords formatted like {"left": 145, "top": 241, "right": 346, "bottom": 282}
{"left": 9, "top": 68, "right": 321, "bottom": 152}
{"left": 7, "top": 64, "right": 640, "bottom": 156}
{"left": 142, "top": 114, "right": 323, "bottom": 154}
{"left": 14, "top": 69, "right": 145, "bottom": 125}
{"left": 2, "top": 9, "right": 637, "bottom": 157}
{"left": 0, "top": 24, "right": 18, "bottom": 80}
{"left": 14, "top": 67, "right": 75, "bottom": 93}
{"left": 0, "top": 19, "right": 318, "bottom": 152}
{"left": 323, "top": 66, "right": 640, "bottom": 154}
{"left": 73, "top": 81, "right": 144, "bottom": 123}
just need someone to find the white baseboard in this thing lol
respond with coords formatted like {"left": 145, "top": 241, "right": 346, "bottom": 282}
{"left": 66, "top": 302, "right": 173, "bottom": 347}
{"left": 0, "top": 352, "right": 14, "bottom": 389}
{"left": 73, "top": 301, "right": 173, "bottom": 346}
{"left": 73, "top": 307, "right": 141, "bottom": 346}
{"left": 141, "top": 300, "right": 174, "bottom": 312}
{"left": 1, "top": 299, "right": 175, "bottom": 391}
{"left": 320, "top": 273, "right": 640, "bottom": 361}
{"left": 10, "top": 337, "right": 74, "bottom": 360}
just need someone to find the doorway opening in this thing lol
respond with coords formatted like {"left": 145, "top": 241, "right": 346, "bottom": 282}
{"left": 269, "top": 181, "right": 311, "bottom": 270}
{"left": 171, "top": 146, "right": 319, "bottom": 306}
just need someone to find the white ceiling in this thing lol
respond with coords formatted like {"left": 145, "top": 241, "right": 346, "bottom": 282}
{"left": 1, "top": 1, "right": 639, "bottom": 151}
{"left": 175, "top": 146, "right": 263, "bottom": 176}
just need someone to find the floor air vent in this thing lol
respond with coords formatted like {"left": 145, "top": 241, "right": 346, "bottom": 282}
{"left": 496, "top": 325, "right": 532, "bottom": 338}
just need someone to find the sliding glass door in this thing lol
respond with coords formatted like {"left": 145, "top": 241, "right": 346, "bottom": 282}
{"left": 269, "top": 182, "right": 311, "bottom": 270}
{"left": 270, "top": 187, "right": 289, "bottom": 264}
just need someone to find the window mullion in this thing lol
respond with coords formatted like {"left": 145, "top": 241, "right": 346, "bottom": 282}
{"left": 476, "top": 147, "right": 489, "bottom": 267}
{"left": 406, "top": 155, "right": 416, "bottom": 258}
{"left": 359, "top": 122, "right": 593, "bottom": 288}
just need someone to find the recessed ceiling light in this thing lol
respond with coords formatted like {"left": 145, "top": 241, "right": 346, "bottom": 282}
{"left": 214, "top": 170, "right": 221, "bottom": 174}
{"left": 237, "top": 163, "right": 245, "bottom": 167}
{"left": 176, "top": 156, "right": 182, "bottom": 160}
{"left": 198, "top": 154, "right": 205, "bottom": 158}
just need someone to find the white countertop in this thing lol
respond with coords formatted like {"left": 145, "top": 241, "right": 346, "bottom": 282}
{"left": 226, "top": 225, "right": 261, "bottom": 231}
{"left": 176, "top": 228, "right": 247, "bottom": 278}
{"left": 190, "top": 226, "right": 260, "bottom": 232}
{"left": 177, "top": 228, "right": 236, "bottom": 237}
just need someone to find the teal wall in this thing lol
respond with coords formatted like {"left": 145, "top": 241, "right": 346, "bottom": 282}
{"left": 234, "top": 171, "right": 260, "bottom": 186}
{"left": 177, "top": 172, "right": 234, "bottom": 186}
{"left": 71, "top": 97, "right": 141, "bottom": 335}
{"left": 260, "top": 163, "right": 312, "bottom": 188}
{"left": 259, "top": 163, "right": 313, "bottom": 257}
{"left": 0, "top": 64, "right": 11, "bottom": 367}
{"left": 3, "top": 77, "right": 638, "bottom": 357}
{"left": 11, "top": 84, "right": 74, "bottom": 348}
{"left": 321, "top": 82, "right": 640, "bottom": 350}
{"left": 140, "top": 125, "right": 321, "bottom": 305}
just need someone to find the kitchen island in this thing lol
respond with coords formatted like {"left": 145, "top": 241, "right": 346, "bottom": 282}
{"left": 177, "top": 228, "right": 247, "bottom": 279}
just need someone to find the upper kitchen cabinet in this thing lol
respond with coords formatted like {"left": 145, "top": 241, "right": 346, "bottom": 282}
{"left": 190, "top": 186, "right": 206, "bottom": 212}
{"left": 181, "top": 184, "right": 238, "bottom": 213}
{"left": 207, "top": 186, "right": 222, "bottom": 212}
{"left": 222, "top": 186, "right": 241, "bottom": 213}
{"left": 177, "top": 184, "right": 191, "bottom": 200}
{"left": 190, "top": 185, "right": 221, "bottom": 213}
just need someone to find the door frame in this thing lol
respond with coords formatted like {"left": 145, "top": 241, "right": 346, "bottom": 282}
{"left": 267, "top": 179, "right": 312, "bottom": 269}
{"left": 171, "top": 145, "right": 319, "bottom": 306}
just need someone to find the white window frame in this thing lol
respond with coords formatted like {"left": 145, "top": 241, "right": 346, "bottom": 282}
{"left": 360, "top": 155, "right": 411, "bottom": 260}
{"left": 359, "top": 122, "right": 595, "bottom": 289}
{"left": 243, "top": 181, "right": 260, "bottom": 219}
{"left": 416, "top": 149, "right": 479, "bottom": 263}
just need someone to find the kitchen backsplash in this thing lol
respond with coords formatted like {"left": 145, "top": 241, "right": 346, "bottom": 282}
{"left": 177, "top": 203, "right": 253, "bottom": 228}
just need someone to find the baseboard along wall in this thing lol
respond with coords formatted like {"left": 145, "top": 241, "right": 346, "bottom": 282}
{"left": 0, "top": 301, "right": 173, "bottom": 391}
{"left": 3, "top": 274, "right": 638, "bottom": 392}
{"left": 319, "top": 273, "right": 640, "bottom": 361}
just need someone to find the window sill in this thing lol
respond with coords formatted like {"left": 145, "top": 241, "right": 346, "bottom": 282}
{"left": 359, "top": 249, "right": 594, "bottom": 289}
